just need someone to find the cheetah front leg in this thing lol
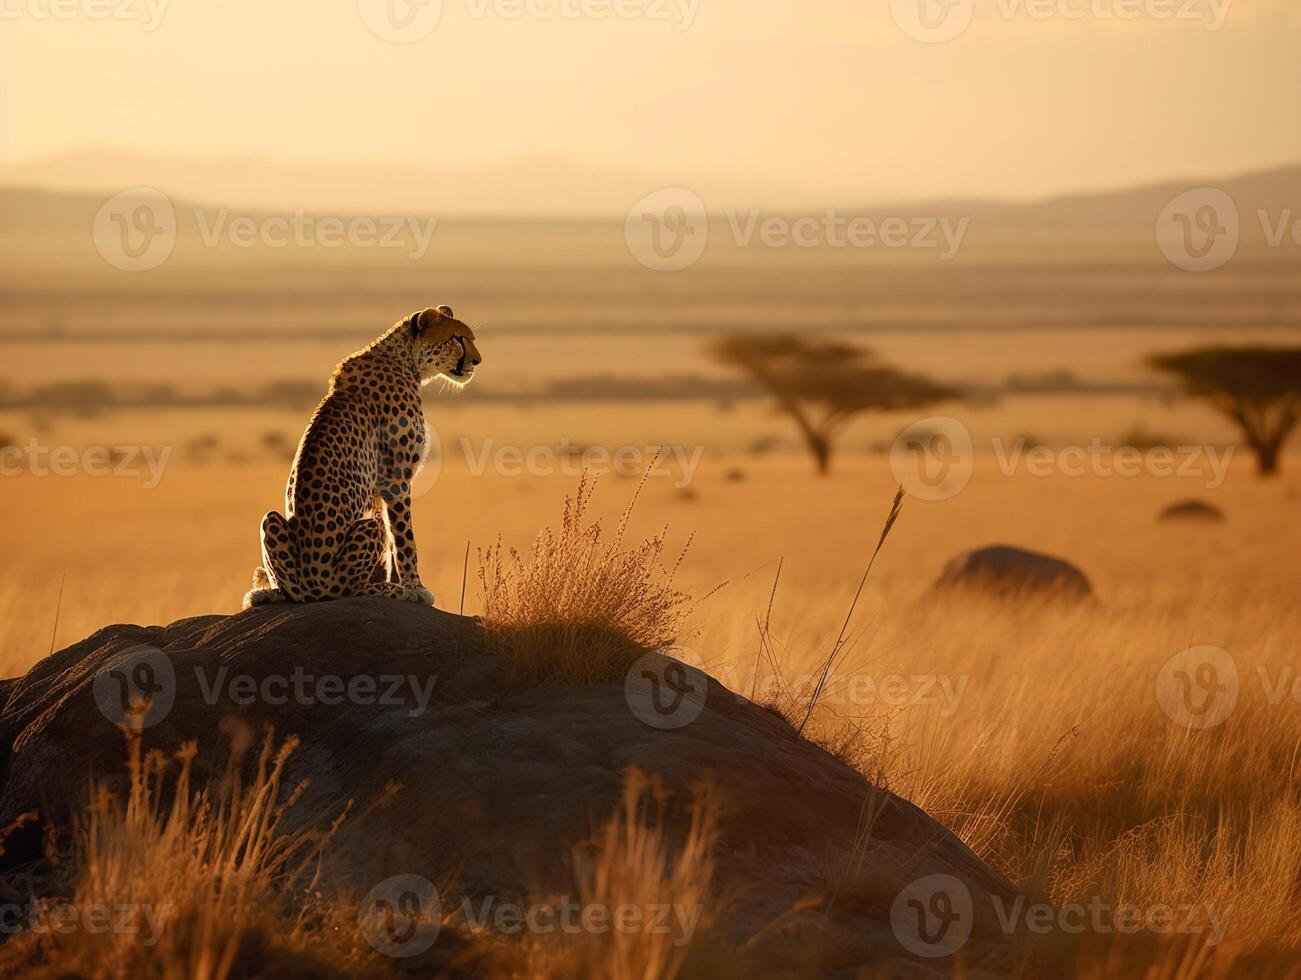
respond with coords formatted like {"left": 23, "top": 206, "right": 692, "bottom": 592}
{"left": 377, "top": 479, "right": 434, "bottom": 605}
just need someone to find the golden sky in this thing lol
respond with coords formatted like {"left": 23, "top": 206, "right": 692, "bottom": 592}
{"left": 2, "top": 0, "right": 1299, "bottom": 203}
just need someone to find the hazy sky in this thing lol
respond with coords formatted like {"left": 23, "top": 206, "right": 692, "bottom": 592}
{"left": 2, "top": 0, "right": 1299, "bottom": 202}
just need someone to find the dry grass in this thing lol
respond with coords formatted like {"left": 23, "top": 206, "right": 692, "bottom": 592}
{"left": 0, "top": 729, "right": 720, "bottom": 980}
{"left": 476, "top": 468, "right": 703, "bottom": 684}
{"left": 547, "top": 770, "right": 720, "bottom": 980}
{"left": 0, "top": 729, "right": 362, "bottom": 980}
{"left": 4, "top": 217, "right": 1300, "bottom": 977}
{"left": 778, "top": 586, "right": 1301, "bottom": 976}
{"left": 0, "top": 454, "right": 1299, "bottom": 976}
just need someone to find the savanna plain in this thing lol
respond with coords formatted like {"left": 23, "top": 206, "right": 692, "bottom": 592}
{"left": 2, "top": 447, "right": 1299, "bottom": 977}
{"left": 1, "top": 210, "right": 1300, "bottom": 977}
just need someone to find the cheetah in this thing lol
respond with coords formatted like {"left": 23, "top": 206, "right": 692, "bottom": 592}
{"left": 242, "top": 306, "right": 481, "bottom": 609}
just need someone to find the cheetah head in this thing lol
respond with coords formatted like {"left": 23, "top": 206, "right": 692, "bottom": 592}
{"left": 408, "top": 306, "right": 482, "bottom": 387}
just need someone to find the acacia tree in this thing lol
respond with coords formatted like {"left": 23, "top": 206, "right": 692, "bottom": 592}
{"left": 711, "top": 334, "right": 958, "bottom": 475}
{"left": 1150, "top": 346, "right": 1301, "bottom": 476}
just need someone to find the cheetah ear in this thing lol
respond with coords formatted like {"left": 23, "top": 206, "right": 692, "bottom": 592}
{"left": 408, "top": 310, "right": 426, "bottom": 337}
{"left": 436, "top": 305, "right": 454, "bottom": 319}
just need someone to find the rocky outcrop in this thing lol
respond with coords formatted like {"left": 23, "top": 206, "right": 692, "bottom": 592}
{"left": 0, "top": 600, "right": 1022, "bottom": 976}
{"left": 1159, "top": 499, "right": 1225, "bottom": 522}
{"left": 932, "top": 545, "right": 1093, "bottom": 601}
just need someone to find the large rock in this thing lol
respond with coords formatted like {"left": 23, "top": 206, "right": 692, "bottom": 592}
{"left": 932, "top": 545, "right": 1093, "bottom": 601}
{"left": 0, "top": 601, "right": 1021, "bottom": 976}
{"left": 1159, "top": 499, "right": 1225, "bottom": 522}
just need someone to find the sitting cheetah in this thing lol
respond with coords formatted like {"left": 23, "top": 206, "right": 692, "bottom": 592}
{"left": 242, "top": 306, "right": 481, "bottom": 609}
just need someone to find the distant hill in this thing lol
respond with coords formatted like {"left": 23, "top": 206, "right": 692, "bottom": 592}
{"left": 0, "top": 149, "right": 793, "bottom": 218}
{"left": 880, "top": 163, "right": 1301, "bottom": 241}
{"left": 1, "top": 154, "right": 1296, "bottom": 252}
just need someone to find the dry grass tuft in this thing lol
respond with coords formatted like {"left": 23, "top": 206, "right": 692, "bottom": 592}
{"left": 563, "top": 769, "right": 719, "bottom": 980}
{"left": 0, "top": 729, "right": 361, "bottom": 980}
{"left": 477, "top": 468, "right": 707, "bottom": 684}
{"left": 473, "top": 771, "right": 722, "bottom": 980}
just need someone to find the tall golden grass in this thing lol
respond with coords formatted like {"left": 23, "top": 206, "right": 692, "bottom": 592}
{"left": 781, "top": 596, "right": 1301, "bottom": 976}
{"left": 0, "top": 456, "right": 1299, "bottom": 976}
{"left": 0, "top": 729, "right": 363, "bottom": 979}
{"left": 560, "top": 770, "right": 719, "bottom": 980}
